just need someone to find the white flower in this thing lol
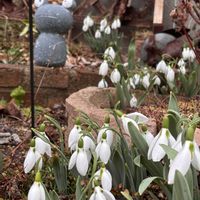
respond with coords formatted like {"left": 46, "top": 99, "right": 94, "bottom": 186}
{"left": 166, "top": 68, "right": 175, "bottom": 83}
{"left": 82, "top": 135, "right": 95, "bottom": 151}
{"left": 182, "top": 47, "right": 190, "bottom": 61}
{"left": 104, "top": 47, "right": 116, "bottom": 60}
{"left": 99, "top": 60, "right": 109, "bottom": 76}
{"left": 62, "top": 0, "right": 76, "bottom": 9}
{"left": 168, "top": 140, "right": 200, "bottom": 184}
{"left": 82, "top": 24, "right": 89, "bottom": 32}
{"left": 100, "top": 18, "right": 108, "bottom": 31}
{"left": 35, "top": 134, "right": 51, "bottom": 157}
{"left": 142, "top": 74, "right": 150, "bottom": 89}
{"left": 98, "top": 79, "right": 108, "bottom": 88}
{"left": 177, "top": 58, "right": 185, "bottom": 68}
{"left": 110, "top": 69, "right": 121, "bottom": 83}
{"left": 121, "top": 115, "right": 139, "bottom": 135}
{"left": 34, "top": 0, "right": 47, "bottom": 8}
{"left": 104, "top": 26, "right": 111, "bottom": 35}
{"left": 179, "top": 65, "right": 186, "bottom": 75}
{"left": 28, "top": 181, "right": 45, "bottom": 200}
{"left": 142, "top": 130, "right": 154, "bottom": 147}
{"left": 89, "top": 186, "right": 115, "bottom": 200}
{"left": 129, "top": 95, "right": 137, "bottom": 108}
{"left": 123, "top": 62, "right": 128, "bottom": 68}
{"left": 95, "top": 30, "right": 101, "bottom": 39}
{"left": 153, "top": 75, "right": 161, "bottom": 86}
{"left": 148, "top": 128, "right": 176, "bottom": 162}
{"left": 111, "top": 19, "right": 118, "bottom": 29}
{"left": 96, "top": 132, "right": 111, "bottom": 164}
{"left": 83, "top": 15, "right": 94, "bottom": 27}
{"left": 126, "top": 112, "right": 149, "bottom": 124}
{"left": 68, "top": 147, "right": 89, "bottom": 176}
{"left": 129, "top": 78, "right": 135, "bottom": 89}
{"left": 156, "top": 60, "right": 168, "bottom": 74}
{"left": 116, "top": 18, "right": 121, "bottom": 28}
{"left": 94, "top": 167, "right": 112, "bottom": 191}
{"left": 24, "top": 147, "right": 42, "bottom": 173}
{"left": 97, "top": 124, "right": 113, "bottom": 146}
{"left": 133, "top": 74, "right": 140, "bottom": 85}
{"left": 171, "top": 133, "right": 183, "bottom": 152}
{"left": 189, "top": 49, "right": 196, "bottom": 62}
{"left": 68, "top": 124, "right": 82, "bottom": 151}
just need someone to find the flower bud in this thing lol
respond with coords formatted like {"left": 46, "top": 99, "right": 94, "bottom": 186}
{"left": 186, "top": 125, "right": 196, "bottom": 141}
{"left": 39, "top": 123, "right": 45, "bottom": 132}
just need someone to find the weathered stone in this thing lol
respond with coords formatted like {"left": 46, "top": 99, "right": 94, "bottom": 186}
{"left": 0, "top": 132, "right": 11, "bottom": 145}
{"left": 35, "top": 4, "right": 73, "bottom": 34}
{"left": 34, "top": 33, "right": 67, "bottom": 67}
{"left": 12, "top": 133, "right": 21, "bottom": 144}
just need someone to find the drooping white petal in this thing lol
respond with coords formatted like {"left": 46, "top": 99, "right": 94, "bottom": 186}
{"left": 168, "top": 140, "right": 192, "bottom": 184}
{"left": 110, "top": 69, "right": 121, "bottom": 83}
{"left": 148, "top": 133, "right": 160, "bottom": 160}
{"left": 98, "top": 79, "right": 108, "bottom": 88}
{"left": 99, "top": 141, "right": 111, "bottom": 164}
{"left": 104, "top": 26, "right": 111, "bottom": 35}
{"left": 103, "top": 189, "right": 116, "bottom": 200}
{"left": 172, "top": 133, "right": 183, "bottom": 152}
{"left": 97, "top": 128, "right": 113, "bottom": 146}
{"left": 95, "top": 187, "right": 107, "bottom": 200}
{"left": 143, "top": 131, "right": 154, "bottom": 146}
{"left": 68, "top": 125, "right": 81, "bottom": 149}
{"left": 28, "top": 182, "right": 41, "bottom": 200}
{"left": 83, "top": 136, "right": 94, "bottom": 151}
{"left": 156, "top": 60, "right": 167, "bottom": 73}
{"left": 89, "top": 193, "right": 95, "bottom": 200}
{"left": 35, "top": 151, "right": 43, "bottom": 170}
{"left": 95, "top": 143, "right": 101, "bottom": 159}
{"left": 191, "top": 141, "right": 200, "bottom": 171}
{"left": 99, "top": 61, "right": 109, "bottom": 76}
{"left": 126, "top": 112, "right": 149, "bottom": 124}
{"left": 35, "top": 137, "right": 46, "bottom": 155}
{"left": 24, "top": 147, "right": 36, "bottom": 173}
{"left": 166, "top": 68, "right": 175, "bottom": 83}
{"left": 68, "top": 151, "right": 78, "bottom": 170}
{"left": 168, "top": 134, "right": 176, "bottom": 147}
{"left": 101, "top": 169, "right": 112, "bottom": 191}
{"left": 130, "top": 95, "right": 137, "bottom": 108}
{"left": 121, "top": 115, "right": 139, "bottom": 134}
{"left": 76, "top": 150, "right": 89, "bottom": 176}
{"left": 38, "top": 184, "right": 46, "bottom": 200}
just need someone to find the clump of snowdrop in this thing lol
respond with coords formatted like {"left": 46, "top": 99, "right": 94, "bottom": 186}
{"left": 82, "top": 15, "right": 94, "bottom": 32}
{"left": 111, "top": 18, "right": 121, "bottom": 29}
{"left": 182, "top": 47, "right": 196, "bottom": 62}
{"left": 100, "top": 18, "right": 108, "bottom": 32}
{"left": 28, "top": 171, "right": 45, "bottom": 200}
{"left": 148, "top": 115, "right": 175, "bottom": 162}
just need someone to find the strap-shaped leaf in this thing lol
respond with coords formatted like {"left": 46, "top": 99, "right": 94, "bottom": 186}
{"left": 172, "top": 171, "right": 192, "bottom": 200}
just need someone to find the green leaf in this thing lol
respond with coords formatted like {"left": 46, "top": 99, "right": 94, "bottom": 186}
{"left": 192, "top": 168, "right": 200, "bottom": 200}
{"left": 134, "top": 155, "right": 142, "bottom": 167}
{"left": 168, "top": 92, "right": 179, "bottom": 113}
{"left": 52, "top": 157, "right": 68, "bottom": 194}
{"left": 128, "top": 122, "right": 148, "bottom": 156}
{"left": 139, "top": 176, "right": 160, "bottom": 195}
{"left": 121, "top": 190, "right": 134, "bottom": 200}
{"left": 185, "top": 168, "right": 193, "bottom": 199}
{"left": 160, "top": 144, "right": 178, "bottom": 160}
{"left": 116, "top": 83, "right": 127, "bottom": 109}
{"left": 128, "top": 39, "right": 135, "bottom": 70}
{"left": 76, "top": 176, "right": 84, "bottom": 200}
{"left": 49, "top": 190, "right": 60, "bottom": 200}
{"left": 147, "top": 191, "right": 160, "bottom": 200}
{"left": 122, "top": 78, "right": 132, "bottom": 102}
{"left": 172, "top": 171, "right": 192, "bottom": 200}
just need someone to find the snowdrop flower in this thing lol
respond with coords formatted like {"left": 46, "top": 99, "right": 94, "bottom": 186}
{"left": 68, "top": 138, "right": 89, "bottom": 176}
{"left": 156, "top": 60, "right": 168, "bottom": 74}
{"left": 133, "top": 74, "right": 140, "bottom": 85}
{"left": 24, "top": 140, "right": 43, "bottom": 173}
{"left": 142, "top": 74, "right": 150, "bottom": 89}
{"left": 110, "top": 68, "right": 121, "bottom": 83}
{"left": 111, "top": 19, "right": 118, "bottom": 29}
{"left": 171, "top": 132, "right": 183, "bottom": 152}
{"left": 34, "top": 0, "right": 47, "bottom": 8}
{"left": 82, "top": 24, "right": 89, "bottom": 32}
{"left": 100, "top": 18, "right": 108, "bottom": 31}
{"left": 166, "top": 67, "right": 175, "bottom": 83}
{"left": 99, "top": 60, "right": 109, "bottom": 76}
{"left": 94, "top": 167, "right": 112, "bottom": 191}
{"left": 97, "top": 124, "right": 113, "bottom": 146}
{"left": 28, "top": 171, "right": 45, "bottom": 200}
{"left": 98, "top": 79, "right": 108, "bottom": 88}
{"left": 116, "top": 18, "right": 121, "bottom": 28}
{"left": 121, "top": 114, "right": 139, "bottom": 134}
{"left": 189, "top": 49, "right": 196, "bottom": 62}
{"left": 104, "top": 47, "right": 116, "bottom": 60}
{"left": 95, "top": 29, "right": 101, "bottom": 39}
{"left": 129, "top": 78, "right": 135, "bottom": 89}
{"left": 168, "top": 140, "right": 200, "bottom": 184}
{"left": 104, "top": 26, "right": 111, "bottom": 35}
{"left": 141, "top": 126, "right": 154, "bottom": 147}
{"left": 153, "top": 75, "right": 161, "bottom": 86}
{"left": 148, "top": 117, "right": 176, "bottom": 162}
{"left": 179, "top": 65, "right": 186, "bottom": 75}
{"left": 82, "top": 135, "right": 95, "bottom": 152}
{"left": 126, "top": 112, "right": 149, "bottom": 124}
{"left": 83, "top": 15, "right": 94, "bottom": 27}
{"left": 129, "top": 95, "right": 137, "bottom": 108}
{"left": 35, "top": 133, "right": 51, "bottom": 157}
{"left": 62, "top": 0, "right": 76, "bottom": 10}
{"left": 182, "top": 47, "right": 190, "bottom": 61}
{"left": 177, "top": 58, "right": 185, "bottom": 68}
{"left": 89, "top": 186, "right": 115, "bottom": 200}
{"left": 96, "top": 132, "right": 111, "bottom": 164}
{"left": 68, "top": 119, "right": 82, "bottom": 151}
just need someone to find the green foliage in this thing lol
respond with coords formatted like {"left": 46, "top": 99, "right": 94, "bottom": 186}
{"left": 10, "top": 85, "right": 26, "bottom": 106}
